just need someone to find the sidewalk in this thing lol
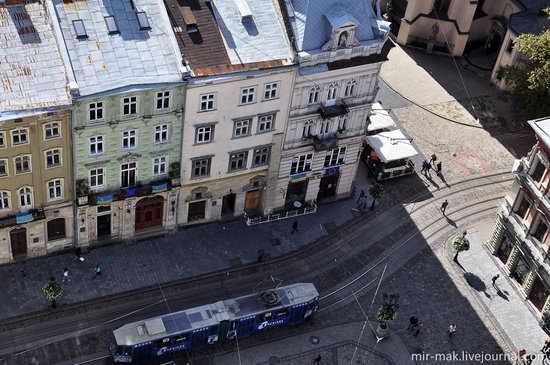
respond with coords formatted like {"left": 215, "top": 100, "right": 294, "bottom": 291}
{"left": 212, "top": 321, "right": 414, "bottom": 365}
{"left": 456, "top": 224, "right": 547, "bottom": 359}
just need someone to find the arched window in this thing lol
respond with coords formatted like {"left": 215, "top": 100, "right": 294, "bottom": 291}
{"left": 302, "top": 120, "right": 314, "bottom": 138}
{"left": 327, "top": 82, "right": 339, "bottom": 101}
{"left": 18, "top": 187, "right": 32, "bottom": 211}
{"left": 47, "top": 218, "right": 66, "bottom": 241}
{"left": 308, "top": 86, "right": 320, "bottom": 105}
{"left": 0, "top": 191, "right": 9, "bottom": 210}
{"left": 338, "top": 115, "right": 348, "bottom": 131}
{"left": 345, "top": 80, "right": 357, "bottom": 97}
{"left": 338, "top": 31, "right": 348, "bottom": 48}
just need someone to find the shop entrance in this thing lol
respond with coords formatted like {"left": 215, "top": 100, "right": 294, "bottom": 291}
{"left": 318, "top": 174, "right": 339, "bottom": 200}
{"left": 135, "top": 196, "right": 164, "bottom": 231}
{"left": 10, "top": 227, "right": 27, "bottom": 258}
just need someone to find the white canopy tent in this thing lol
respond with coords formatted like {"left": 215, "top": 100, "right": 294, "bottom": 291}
{"left": 367, "top": 102, "right": 397, "bottom": 132}
{"left": 365, "top": 129, "right": 419, "bottom": 163}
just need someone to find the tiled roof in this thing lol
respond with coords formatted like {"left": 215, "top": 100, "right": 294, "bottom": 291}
{"left": 288, "top": 0, "right": 379, "bottom": 52}
{"left": 509, "top": 0, "right": 550, "bottom": 35}
{"left": 0, "top": 2, "right": 71, "bottom": 113}
{"left": 51, "top": 0, "right": 182, "bottom": 97}
{"left": 164, "top": 0, "right": 293, "bottom": 77}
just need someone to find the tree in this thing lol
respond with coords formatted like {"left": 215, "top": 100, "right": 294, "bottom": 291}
{"left": 43, "top": 277, "right": 63, "bottom": 308}
{"left": 377, "top": 293, "right": 400, "bottom": 329}
{"left": 452, "top": 234, "right": 470, "bottom": 263}
{"left": 500, "top": 9, "right": 550, "bottom": 118}
{"left": 368, "top": 183, "right": 384, "bottom": 210}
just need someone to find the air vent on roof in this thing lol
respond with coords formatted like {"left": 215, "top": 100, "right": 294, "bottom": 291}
{"left": 234, "top": 0, "right": 253, "bottom": 22}
{"left": 73, "top": 20, "right": 88, "bottom": 39}
{"left": 180, "top": 6, "right": 198, "bottom": 33}
{"left": 136, "top": 11, "right": 151, "bottom": 30}
{"left": 104, "top": 16, "right": 119, "bottom": 34}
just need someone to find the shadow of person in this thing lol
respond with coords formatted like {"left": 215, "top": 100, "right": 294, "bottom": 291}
{"left": 426, "top": 175, "right": 440, "bottom": 190}
{"left": 439, "top": 174, "right": 451, "bottom": 188}
{"left": 464, "top": 272, "right": 491, "bottom": 298}
{"left": 495, "top": 289, "right": 509, "bottom": 301}
{"left": 445, "top": 216, "right": 458, "bottom": 227}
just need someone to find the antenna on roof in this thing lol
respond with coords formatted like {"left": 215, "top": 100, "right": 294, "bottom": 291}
{"left": 253, "top": 276, "right": 285, "bottom": 307}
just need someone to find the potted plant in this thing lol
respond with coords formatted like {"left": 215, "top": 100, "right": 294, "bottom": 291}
{"left": 368, "top": 183, "right": 384, "bottom": 210}
{"left": 43, "top": 277, "right": 63, "bottom": 309}
{"left": 376, "top": 293, "right": 399, "bottom": 338}
{"left": 169, "top": 162, "right": 181, "bottom": 185}
{"left": 452, "top": 233, "right": 470, "bottom": 264}
{"left": 76, "top": 180, "right": 89, "bottom": 205}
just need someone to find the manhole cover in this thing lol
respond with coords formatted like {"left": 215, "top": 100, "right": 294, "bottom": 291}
{"left": 268, "top": 356, "right": 279, "bottom": 364}
{"left": 310, "top": 335, "right": 320, "bottom": 345}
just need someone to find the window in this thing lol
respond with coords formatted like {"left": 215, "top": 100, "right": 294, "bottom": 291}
{"left": 233, "top": 120, "right": 250, "bottom": 137}
{"left": 533, "top": 218, "right": 549, "bottom": 242}
{"left": 120, "top": 162, "right": 137, "bottom": 188}
{"left": 195, "top": 125, "right": 213, "bottom": 144}
{"left": 514, "top": 196, "right": 531, "bottom": 219}
{"left": 0, "top": 132, "right": 5, "bottom": 147}
{"left": 18, "top": 187, "right": 32, "bottom": 210}
{"left": 324, "top": 147, "right": 346, "bottom": 167}
{"left": 0, "top": 159, "right": 7, "bottom": 177}
{"left": 531, "top": 160, "right": 546, "bottom": 183}
{"left": 136, "top": 11, "right": 151, "bottom": 30}
{"left": 155, "top": 91, "right": 171, "bottom": 110}
{"left": 122, "top": 130, "right": 137, "bottom": 150}
{"left": 14, "top": 155, "right": 30, "bottom": 174}
{"left": 47, "top": 218, "right": 66, "bottom": 241}
{"left": 344, "top": 80, "right": 357, "bottom": 97}
{"left": 327, "top": 82, "right": 338, "bottom": 101}
{"left": 154, "top": 124, "right": 169, "bottom": 144}
{"left": 264, "top": 83, "right": 278, "bottom": 100}
{"left": 73, "top": 19, "right": 88, "bottom": 39}
{"left": 89, "top": 102, "right": 104, "bottom": 121}
{"left": 290, "top": 153, "right": 313, "bottom": 174}
{"left": 308, "top": 86, "right": 320, "bottom": 104}
{"left": 0, "top": 191, "right": 9, "bottom": 210}
{"left": 302, "top": 120, "right": 314, "bottom": 138}
{"left": 192, "top": 158, "right": 211, "bottom": 178}
{"left": 89, "top": 136, "right": 104, "bottom": 155}
{"left": 44, "top": 122, "right": 60, "bottom": 139}
{"left": 240, "top": 87, "right": 255, "bottom": 104}
{"left": 253, "top": 147, "right": 270, "bottom": 166}
{"left": 46, "top": 149, "right": 62, "bottom": 168}
{"left": 89, "top": 167, "right": 105, "bottom": 188}
{"left": 153, "top": 156, "right": 167, "bottom": 176}
{"left": 105, "top": 16, "right": 119, "bottom": 34}
{"left": 47, "top": 179, "right": 63, "bottom": 201}
{"left": 258, "top": 115, "right": 274, "bottom": 132}
{"left": 228, "top": 151, "right": 248, "bottom": 171}
{"left": 12, "top": 129, "right": 28, "bottom": 145}
{"left": 338, "top": 115, "right": 348, "bottom": 131}
{"left": 200, "top": 94, "right": 215, "bottom": 111}
{"left": 506, "top": 39, "right": 514, "bottom": 54}
{"left": 338, "top": 31, "right": 348, "bottom": 47}
{"left": 320, "top": 120, "right": 332, "bottom": 135}
{"left": 122, "top": 96, "right": 138, "bottom": 116}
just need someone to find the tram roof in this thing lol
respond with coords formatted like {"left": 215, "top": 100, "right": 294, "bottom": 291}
{"left": 113, "top": 283, "right": 318, "bottom": 346}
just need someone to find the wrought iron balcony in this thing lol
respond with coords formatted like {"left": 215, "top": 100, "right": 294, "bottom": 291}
{"left": 318, "top": 101, "right": 349, "bottom": 119}
{"left": 312, "top": 133, "right": 339, "bottom": 151}
{"left": 0, "top": 209, "right": 46, "bottom": 229}
{"left": 84, "top": 180, "right": 172, "bottom": 206}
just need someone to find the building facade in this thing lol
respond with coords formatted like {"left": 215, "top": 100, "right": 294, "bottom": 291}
{"left": 165, "top": 0, "right": 296, "bottom": 225}
{"left": 0, "top": 1, "right": 73, "bottom": 263}
{"left": 263, "top": 0, "right": 391, "bottom": 214}
{"left": 486, "top": 117, "right": 550, "bottom": 320}
{"left": 49, "top": 0, "right": 187, "bottom": 245}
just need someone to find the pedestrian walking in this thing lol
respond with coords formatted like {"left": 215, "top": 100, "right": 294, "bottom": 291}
{"left": 20, "top": 261, "right": 26, "bottom": 277}
{"left": 420, "top": 160, "right": 428, "bottom": 175}
{"left": 491, "top": 274, "right": 500, "bottom": 288}
{"left": 436, "top": 161, "right": 442, "bottom": 176}
{"left": 62, "top": 267, "right": 71, "bottom": 283}
{"left": 448, "top": 324, "right": 456, "bottom": 338}
{"left": 357, "top": 189, "right": 365, "bottom": 203}
{"left": 440, "top": 200, "right": 449, "bottom": 214}
{"left": 74, "top": 247, "right": 85, "bottom": 262}
{"left": 408, "top": 316, "right": 419, "bottom": 330}
{"left": 430, "top": 153, "right": 437, "bottom": 164}
{"left": 291, "top": 220, "right": 299, "bottom": 234}
{"left": 313, "top": 355, "right": 322, "bottom": 364}
{"left": 94, "top": 264, "right": 102, "bottom": 277}
{"left": 257, "top": 249, "right": 265, "bottom": 263}
{"left": 358, "top": 195, "right": 367, "bottom": 210}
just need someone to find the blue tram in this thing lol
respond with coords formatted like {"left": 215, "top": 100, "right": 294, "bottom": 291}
{"left": 110, "top": 283, "right": 319, "bottom": 363}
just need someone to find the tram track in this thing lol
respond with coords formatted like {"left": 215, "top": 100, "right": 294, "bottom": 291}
{"left": 0, "top": 171, "right": 513, "bottom": 364}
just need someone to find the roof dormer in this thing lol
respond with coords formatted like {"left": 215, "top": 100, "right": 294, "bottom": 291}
{"left": 322, "top": 5, "right": 359, "bottom": 51}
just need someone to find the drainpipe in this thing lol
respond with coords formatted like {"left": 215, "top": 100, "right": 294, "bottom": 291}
{"left": 70, "top": 106, "right": 78, "bottom": 248}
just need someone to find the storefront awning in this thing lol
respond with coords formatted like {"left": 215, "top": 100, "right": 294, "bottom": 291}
{"left": 365, "top": 129, "right": 419, "bottom": 163}
{"left": 367, "top": 102, "right": 397, "bottom": 131}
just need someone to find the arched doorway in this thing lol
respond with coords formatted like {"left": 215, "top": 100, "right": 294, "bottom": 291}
{"left": 135, "top": 196, "right": 164, "bottom": 231}
{"left": 47, "top": 218, "right": 66, "bottom": 241}
{"left": 10, "top": 227, "right": 27, "bottom": 259}
{"left": 222, "top": 193, "right": 236, "bottom": 215}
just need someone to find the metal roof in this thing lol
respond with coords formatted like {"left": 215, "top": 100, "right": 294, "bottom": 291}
{"left": 0, "top": 2, "right": 71, "bottom": 113}
{"left": 50, "top": 0, "right": 183, "bottom": 97}
{"left": 288, "top": 0, "right": 380, "bottom": 52}
{"left": 366, "top": 129, "right": 419, "bottom": 163}
{"left": 509, "top": 0, "right": 550, "bottom": 36}
{"left": 210, "top": 0, "right": 293, "bottom": 66}
{"left": 529, "top": 117, "right": 550, "bottom": 149}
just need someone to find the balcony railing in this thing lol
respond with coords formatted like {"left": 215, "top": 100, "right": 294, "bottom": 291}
{"left": 0, "top": 209, "right": 46, "bottom": 229}
{"left": 318, "top": 101, "right": 349, "bottom": 119}
{"left": 78, "top": 180, "right": 173, "bottom": 206}
{"left": 311, "top": 133, "right": 339, "bottom": 151}
{"left": 245, "top": 201, "right": 317, "bottom": 226}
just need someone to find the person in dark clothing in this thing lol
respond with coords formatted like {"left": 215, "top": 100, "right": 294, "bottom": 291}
{"left": 313, "top": 355, "right": 322, "bottom": 364}
{"left": 291, "top": 221, "right": 299, "bottom": 234}
{"left": 491, "top": 274, "right": 500, "bottom": 288}
{"left": 436, "top": 161, "right": 442, "bottom": 176}
{"left": 441, "top": 200, "right": 449, "bottom": 214}
{"left": 357, "top": 189, "right": 365, "bottom": 203}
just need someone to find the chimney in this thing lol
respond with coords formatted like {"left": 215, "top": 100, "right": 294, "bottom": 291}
{"left": 235, "top": 0, "right": 253, "bottom": 22}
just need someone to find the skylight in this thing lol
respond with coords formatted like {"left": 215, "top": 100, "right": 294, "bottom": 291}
{"left": 73, "top": 20, "right": 88, "bottom": 39}
{"left": 136, "top": 11, "right": 151, "bottom": 30}
{"left": 105, "top": 16, "right": 119, "bottom": 34}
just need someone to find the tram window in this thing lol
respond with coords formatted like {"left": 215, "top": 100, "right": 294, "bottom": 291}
{"left": 275, "top": 309, "right": 289, "bottom": 317}
{"left": 256, "top": 312, "right": 273, "bottom": 322}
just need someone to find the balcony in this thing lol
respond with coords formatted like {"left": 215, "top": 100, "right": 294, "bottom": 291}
{"left": 78, "top": 180, "right": 173, "bottom": 206}
{"left": 0, "top": 209, "right": 46, "bottom": 229}
{"left": 298, "top": 41, "right": 386, "bottom": 67}
{"left": 318, "top": 101, "right": 349, "bottom": 119}
{"left": 311, "top": 133, "right": 339, "bottom": 151}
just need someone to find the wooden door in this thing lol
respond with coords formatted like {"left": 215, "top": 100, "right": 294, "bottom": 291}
{"left": 10, "top": 228, "right": 27, "bottom": 258}
{"left": 135, "top": 197, "right": 164, "bottom": 231}
{"left": 245, "top": 190, "right": 261, "bottom": 210}
{"left": 97, "top": 214, "right": 111, "bottom": 237}
{"left": 188, "top": 201, "right": 206, "bottom": 222}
